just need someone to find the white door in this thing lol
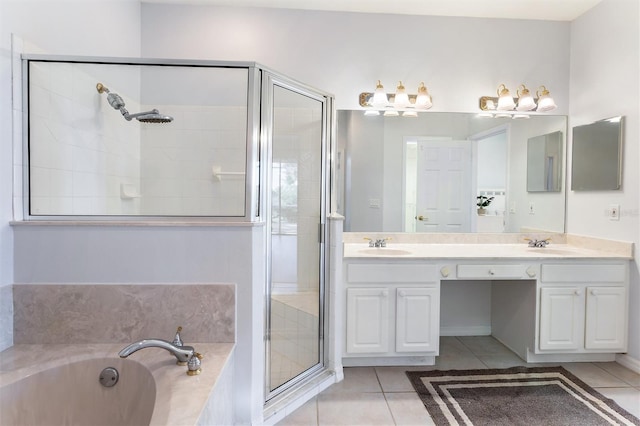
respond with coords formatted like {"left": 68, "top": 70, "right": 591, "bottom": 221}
{"left": 396, "top": 287, "right": 439, "bottom": 353}
{"left": 539, "top": 287, "right": 584, "bottom": 351}
{"left": 585, "top": 286, "right": 627, "bottom": 350}
{"left": 415, "top": 140, "right": 472, "bottom": 232}
{"left": 346, "top": 288, "right": 390, "bottom": 353}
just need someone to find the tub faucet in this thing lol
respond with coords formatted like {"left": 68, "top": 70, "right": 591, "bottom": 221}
{"left": 119, "top": 339, "right": 195, "bottom": 365}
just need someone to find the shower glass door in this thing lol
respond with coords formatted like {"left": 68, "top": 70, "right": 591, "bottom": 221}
{"left": 264, "top": 73, "right": 329, "bottom": 400}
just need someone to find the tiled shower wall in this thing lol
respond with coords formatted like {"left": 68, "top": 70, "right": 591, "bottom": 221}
{"left": 139, "top": 104, "right": 247, "bottom": 216}
{"left": 13, "top": 284, "right": 235, "bottom": 344}
{"left": 28, "top": 62, "right": 142, "bottom": 215}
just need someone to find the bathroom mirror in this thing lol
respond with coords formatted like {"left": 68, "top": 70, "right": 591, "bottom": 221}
{"left": 571, "top": 116, "right": 624, "bottom": 191}
{"left": 527, "top": 131, "right": 563, "bottom": 192}
{"left": 337, "top": 110, "right": 567, "bottom": 233}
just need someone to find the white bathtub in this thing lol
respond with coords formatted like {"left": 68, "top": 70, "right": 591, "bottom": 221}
{"left": 0, "top": 343, "right": 234, "bottom": 426}
{"left": 1, "top": 357, "right": 156, "bottom": 426}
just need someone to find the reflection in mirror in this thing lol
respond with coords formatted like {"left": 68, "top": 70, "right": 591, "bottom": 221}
{"left": 571, "top": 116, "right": 624, "bottom": 191}
{"left": 527, "top": 131, "right": 563, "bottom": 192}
{"left": 337, "top": 111, "right": 567, "bottom": 233}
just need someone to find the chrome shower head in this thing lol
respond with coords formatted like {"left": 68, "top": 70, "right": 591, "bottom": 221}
{"left": 134, "top": 109, "right": 174, "bottom": 123}
{"left": 96, "top": 82, "right": 174, "bottom": 124}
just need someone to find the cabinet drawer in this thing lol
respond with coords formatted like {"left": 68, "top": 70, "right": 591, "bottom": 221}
{"left": 347, "top": 264, "right": 438, "bottom": 283}
{"left": 541, "top": 264, "right": 626, "bottom": 283}
{"left": 457, "top": 264, "right": 525, "bottom": 279}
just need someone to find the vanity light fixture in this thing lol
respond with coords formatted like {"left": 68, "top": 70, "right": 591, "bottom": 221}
{"left": 479, "top": 83, "right": 557, "bottom": 118}
{"left": 359, "top": 80, "right": 433, "bottom": 116}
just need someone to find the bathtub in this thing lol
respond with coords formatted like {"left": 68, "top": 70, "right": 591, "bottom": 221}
{"left": 0, "top": 343, "right": 234, "bottom": 426}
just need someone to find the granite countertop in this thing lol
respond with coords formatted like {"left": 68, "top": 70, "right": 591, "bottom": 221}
{"left": 342, "top": 232, "right": 633, "bottom": 260}
{"left": 0, "top": 343, "right": 234, "bottom": 425}
{"left": 343, "top": 243, "right": 632, "bottom": 260}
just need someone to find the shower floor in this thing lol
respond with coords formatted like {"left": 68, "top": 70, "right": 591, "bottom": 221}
{"left": 270, "top": 291, "right": 320, "bottom": 390}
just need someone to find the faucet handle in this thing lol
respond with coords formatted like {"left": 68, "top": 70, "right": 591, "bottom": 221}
{"left": 187, "top": 352, "right": 203, "bottom": 376}
{"left": 172, "top": 326, "right": 184, "bottom": 347}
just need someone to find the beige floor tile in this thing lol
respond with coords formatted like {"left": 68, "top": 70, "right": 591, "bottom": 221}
{"left": 439, "top": 336, "right": 474, "bottom": 355}
{"left": 476, "top": 352, "right": 530, "bottom": 369}
{"left": 375, "top": 366, "right": 433, "bottom": 393}
{"left": 595, "top": 362, "right": 640, "bottom": 387}
{"left": 595, "top": 387, "right": 640, "bottom": 419}
{"left": 317, "top": 392, "right": 395, "bottom": 425}
{"left": 457, "top": 335, "right": 514, "bottom": 355}
{"left": 385, "top": 392, "right": 435, "bottom": 426}
{"left": 276, "top": 397, "right": 318, "bottom": 426}
{"left": 562, "top": 362, "right": 631, "bottom": 388}
{"left": 435, "top": 353, "right": 487, "bottom": 370}
{"left": 323, "top": 367, "right": 381, "bottom": 394}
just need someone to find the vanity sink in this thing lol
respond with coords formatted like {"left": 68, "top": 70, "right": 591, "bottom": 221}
{"left": 358, "top": 248, "right": 412, "bottom": 256}
{"left": 525, "top": 247, "right": 576, "bottom": 255}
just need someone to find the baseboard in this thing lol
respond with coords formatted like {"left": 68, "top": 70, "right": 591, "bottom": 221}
{"left": 440, "top": 326, "right": 491, "bottom": 336}
{"left": 616, "top": 353, "right": 640, "bottom": 374}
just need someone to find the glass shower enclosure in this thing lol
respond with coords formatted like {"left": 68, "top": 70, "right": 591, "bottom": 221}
{"left": 23, "top": 56, "right": 333, "bottom": 408}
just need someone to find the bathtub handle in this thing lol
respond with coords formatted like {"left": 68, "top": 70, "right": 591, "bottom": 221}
{"left": 187, "top": 352, "right": 203, "bottom": 376}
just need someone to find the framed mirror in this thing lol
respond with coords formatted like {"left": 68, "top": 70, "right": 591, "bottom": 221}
{"left": 527, "top": 131, "right": 563, "bottom": 192}
{"left": 571, "top": 116, "right": 624, "bottom": 191}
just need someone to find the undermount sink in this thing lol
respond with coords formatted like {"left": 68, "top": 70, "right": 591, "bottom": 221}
{"left": 526, "top": 247, "right": 574, "bottom": 255}
{"left": 358, "top": 248, "right": 412, "bottom": 256}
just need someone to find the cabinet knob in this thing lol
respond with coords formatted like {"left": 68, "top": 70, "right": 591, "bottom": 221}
{"left": 399, "top": 290, "right": 406, "bottom": 297}
{"left": 381, "top": 290, "right": 388, "bottom": 297}
{"left": 590, "top": 289, "right": 597, "bottom": 296}
{"left": 526, "top": 266, "right": 536, "bottom": 278}
{"left": 489, "top": 269, "right": 495, "bottom": 275}
{"left": 440, "top": 267, "right": 450, "bottom": 277}
{"left": 574, "top": 290, "right": 581, "bottom": 296}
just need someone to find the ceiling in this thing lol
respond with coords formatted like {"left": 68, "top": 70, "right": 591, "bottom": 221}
{"left": 142, "top": 0, "right": 602, "bottom": 21}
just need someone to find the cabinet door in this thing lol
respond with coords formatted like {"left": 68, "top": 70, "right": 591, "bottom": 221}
{"left": 346, "top": 288, "right": 390, "bottom": 353}
{"left": 396, "top": 287, "right": 439, "bottom": 353}
{"left": 585, "top": 286, "right": 626, "bottom": 350}
{"left": 539, "top": 287, "right": 584, "bottom": 350}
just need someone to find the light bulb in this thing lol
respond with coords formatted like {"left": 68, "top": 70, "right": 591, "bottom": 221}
{"left": 393, "top": 81, "right": 410, "bottom": 108}
{"left": 536, "top": 86, "right": 557, "bottom": 112}
{"left": 496, "top": 84, "right": 515, "bottom": 111}
{"left": 516, "top": 85, "right": 536, "bottom": 111}
{"left": 415, "top": 82, "right": 432, "bottom": 109}
{"left": 372, "top": 80, "right": 388, "bottom": 107}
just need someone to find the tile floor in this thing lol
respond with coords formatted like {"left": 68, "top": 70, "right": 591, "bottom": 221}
{"left": 276, "top": 336, "right": 640, "bottom": 425}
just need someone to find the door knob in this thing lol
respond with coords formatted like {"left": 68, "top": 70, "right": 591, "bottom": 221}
{"left": 415, "top": 215, "right": 428, "bottom": 221}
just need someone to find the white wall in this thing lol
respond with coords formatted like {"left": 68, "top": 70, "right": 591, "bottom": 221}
{"left": 140, "top": 4, "right": 570, "bottom": 114}
{"left": 568, "top": 0, "right": 640, "bottom": 362}
{"left": 0, "top": 0, "right": 142, "bottom": 351}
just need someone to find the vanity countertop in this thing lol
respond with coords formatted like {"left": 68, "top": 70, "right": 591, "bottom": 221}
{"left": 343, "top": 243, "right": 632, "bottom": 260}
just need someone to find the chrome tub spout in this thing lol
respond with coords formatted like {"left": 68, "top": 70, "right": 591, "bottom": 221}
{"left": 118, "top": 339, "right": 195, "bottom": 364}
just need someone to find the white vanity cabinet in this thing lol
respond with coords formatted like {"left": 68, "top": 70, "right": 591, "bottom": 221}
{"left": 343, "top": 262, "right": 440, "bottom": 365}
{"left": 538, "top": 263, "right": 628, "bottom": 354}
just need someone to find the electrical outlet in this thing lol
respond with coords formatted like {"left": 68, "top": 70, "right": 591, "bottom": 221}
{"left": 608, "top": 204, "right": 620, "bottom": 221}
{"left": 529, "top": 202, "right": 535, "bottom": 215}
{"left": 509, "top": 202, "right": 516, "bottom": 214}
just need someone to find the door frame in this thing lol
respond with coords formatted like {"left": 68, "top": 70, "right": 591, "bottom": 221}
{"left": 261, "top": 70, "right": 333, "bottom": 403}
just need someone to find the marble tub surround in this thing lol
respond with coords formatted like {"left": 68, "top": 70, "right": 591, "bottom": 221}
{"left": 0, "top": 343, "right": 235, "bottom": 426}
{"left": 13, "top": 284, "right": 235, "bottom": 344}
{"left": 343, "top": 232, "right": 633, "bottom": 259}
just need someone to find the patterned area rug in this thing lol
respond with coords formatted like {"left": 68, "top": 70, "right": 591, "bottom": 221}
{"left": 406, "top": 366, "right": 640, "bottom": 426}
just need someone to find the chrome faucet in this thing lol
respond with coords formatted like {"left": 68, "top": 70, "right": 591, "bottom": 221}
{"left": 119, "top": 339, "right": 195, "bottom": 365}
{"left": 365, "top": 237, "right": 390, "bottom": 247}
{"left": 525, "top": 238, "right": 551, "bottom": 248}
{"left": 119, "top": 327, "right": 195, "bottom": 365}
